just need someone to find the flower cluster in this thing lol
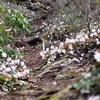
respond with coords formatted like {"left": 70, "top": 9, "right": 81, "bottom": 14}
{"left": 65, "top": 28, "right": 100, "bottom": 44}
{"left": 40, "top": 42, "right": 66, "bottom": 64}
{"left": 88, "top": 95, "right": 100, "bottom": 100}
{"left": 0, "top": 51, "right": 29, "bottom": 80}
{"left": 0, "top": 4, "right": 30, "bottom": 92}
{"left": 94, "top": 49, "right": 100, "bottom": 62}
{"left": 40, "top": 26, "right": 100, "bottom": 64}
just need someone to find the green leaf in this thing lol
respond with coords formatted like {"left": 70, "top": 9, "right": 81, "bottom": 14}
{"left": 0, "top": 5, "right": 4, "bottom": 14}
{"left": 72, "top": 82, "right": 80, "bottom": 89}
{"left": 0, "top": 75, "right": 6, "bottom": 82}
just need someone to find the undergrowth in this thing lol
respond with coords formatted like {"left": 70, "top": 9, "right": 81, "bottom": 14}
{"left": 0, "top": 5, "right": 30, "bottom": 92}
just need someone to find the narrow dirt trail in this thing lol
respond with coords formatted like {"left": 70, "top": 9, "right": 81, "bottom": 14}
{"left": 0, "top": 0, "right": 97, "bottom": 100}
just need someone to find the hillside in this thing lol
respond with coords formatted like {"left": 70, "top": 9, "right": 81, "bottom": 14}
{"left": 0, "top": 0, "right": 100, "bottom": 100}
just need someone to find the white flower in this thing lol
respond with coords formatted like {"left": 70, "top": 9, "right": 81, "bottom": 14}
{"left": 96, "top": 38, "right": 99, "bottom": 41}
{"left": 5, "top": 67, "right": 11, "bottom": 72}
{"left": 55, "top": 47, "right": 59, "bottom": 51}
{"left": 40, "top": 50, "right": 48, "bottom": 59}
{"left": 50, "top": 50, "right": 55, "bottom": 54}
{"left": 90, "top": 33, "right": 94, "bottom": 37}
{"left": 60, "top": 21, "right": 64, "bottom": 25}
{"left": 10, "top": 60, "right": 15, "bottom": 65}
{"left": 58, "top": 49, "right": 62, "bottom": 54}
{"left": 47, "top": 35, "right": 50, "bottom": 38}
{"left": 11, "top": 66, "right": 17, "bottom": 71}
{"left": 40, "top": 50, "right": 46, "bottom": 56}
{"left": 61, "top": 49, "right": 66, "bottom": 54}
{"left": 84, "top": 72, "right": 91, "bottom": 78}
{"left": 41, "top": 54, "right": 46, "bottom": 59}
{"left": 22, "top": 46, "right": 25, "bottom": 49}
{"left": 23, "top": 65, "right": 27, "bottom": 69}
{"left": 59, "top": 42, "right": 64, "bottom": 47}
{"left": 80, "top": 37, "right": 85, "bottom": 42}
{"left": 84, "top": 34, "right": 89, "bottom": 39}
{"left": 96, "top": 38, "right": 100, "bottom": 44}
{"left": 58, "top": 27, "right": 60, "bottom": 30}
{"left": 19, "top": 80, "right": 26, "bottom": 85}
{"left": 14, "top": 72, "right": 23, "bottom": 78}
{"left": 21, "top": 61, "right": 25, "bottom": 66}
{"left": 94, "top": 50, "right": 100, "bottom": 62}
{"left": 96, "top": 41, "right": 100, "bottom": 45}
{"left": 47, "top": 60, "right": 51, "bottom": 64}
{"left": 69, "top": 39, "right": 76, "bottom": 44}
{"left": 22, "top": 69, "right": 29, "bottom": 76}
{"left": 53, "top": 81, "right": 57, "bottom": 86}
{"left": 79, "top": 57, "right": 83, "bottom": 60}
{"left": 7, "top": 57, "right": 12, "bottom": 62}
{"left": 51, "top": 55, "right": 56, "bottom": 61}
{"left": 91, "top": 29, "right": 96, "bottom": 33}
{"left": 68, "top": 44, "right": 73, "bottom": 50}
{"left": 69, "top": 50, "right": 74, "bottom": 55}
{"left": 93, "top": 32, "right": 97, "bottom": 36}
{"left": 76, "top": 34, "right": 81, "bottom": 39}
{"left": 14, "top": 59, "right": 20, "bottom": 64}
{"left": 53, "top": 25, "right": 56, "bottom": 28}
{"left": 40, "top": 51, "right": 44, "bottom": 56}
{"left": 0, "top": 64, "right": 6, "bottom": 70}
{"left": 67, "top": 58, "right": 72, "bottom": 63}
{"left": 97, "top": 29, "right": 100, "bottom": 33}
{"left": 50, "top": 45, "right": 54, "bottom": 49}
{"left": 88, "top": 95, "right": 100, "bottom": 100}
{"left": 2, "top": 52, "right": 7, "bottom": 58}
{"left": 65, "top": 38, "right": 70, "bottom": 43}
{"left": 46, "top": 48, "right": 49, "bottom": 52}
{"left": 81, "top": 53, "right": 84, "bottom": 57}
{"left": 72, "top": 58, "right": 80, "bottom": 63}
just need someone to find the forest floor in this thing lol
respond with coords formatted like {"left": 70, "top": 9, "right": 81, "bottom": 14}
{"left": 0, "top": 0, "right": 99, "bottom": 100}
